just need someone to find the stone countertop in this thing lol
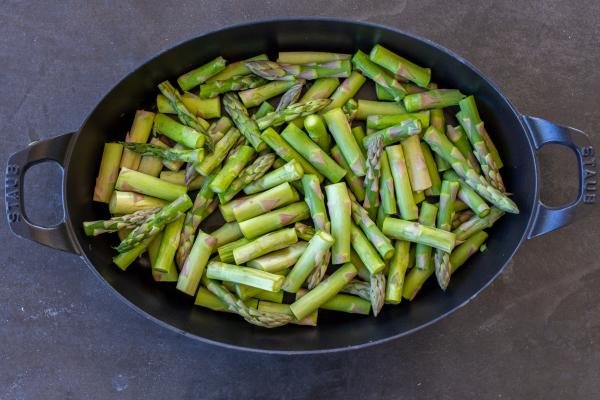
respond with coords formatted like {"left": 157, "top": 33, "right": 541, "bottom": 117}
{"left": 1, "top": 1, "right": 599, "bottom": 399}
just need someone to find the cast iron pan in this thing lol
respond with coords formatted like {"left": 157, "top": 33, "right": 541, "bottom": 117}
{"left": 4, "top": 18, "right": 596, "bottom": 353}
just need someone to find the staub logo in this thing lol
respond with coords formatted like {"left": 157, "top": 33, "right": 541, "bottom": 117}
{"left": 5, "top": 164, "right": 21, "bottom": 223}
{"left": 582, "top": 146, "right": 596, "bottom": 204}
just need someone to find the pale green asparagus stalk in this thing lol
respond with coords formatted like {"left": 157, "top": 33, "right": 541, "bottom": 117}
{"left": 231, "top": 182, "right": 299, "bottom": 222}
{"left": 243, "top": 159, "right": 304, "bottom": 194}
{"left": 382, "top": 216, "right": 456, "bottom": 253}
{"left": 207, "top": 261, "right": 286, "bottom": 292}
{"left": 93, "top": 142, "right": 124, "bottom": 203}
{"left": 414, "top": 202, "right": 438, "bottom": 270}
{"left": 115, "top": 168, "right": 187, "bottom": 202}
{"left": 108, "top": 191, "right": 168, "bottom": 215}
{"left": 369, "top": 44, "right": 431, "bottom": 88}
{"left": 218, "top": 153, "right": 276, "bottom": 203}
{"left": 366, "top": 112, "right": 430, "bottom": 130}
{"left": 283, "top": 231, "right": 334, "bottom": 293}
{"left": 199, "top": 74, "right": 268, "bottom": 98}
{"left": 325, "top": 182, "right": 352, "bottom": 265}
{"left": 194, "top": 127, "right": 241, "bottom": 176}
{"left": 303, "top": 114, "right": 332, "bottom": 152}
{"left": 386, "top": 145, "right": 418, "bottom": 220}
{"left": 222, "top": 93, "right": 266, "bottom": 151}
{"left": 238, "top": 201, "right": 310, "bottom": 239}
{"left": 323, "top": 108, "right": 366, "bottom": 176}
{"left": 153, "top": 215, "right": 185, "bottom": 273}
{"left": 355, "top": 100, "right": 406, "bottom": 120}
{"left": 350, "top": 200, "right": 394, "bottom": 261}
{"left": 330, "top": 145, "right": 366, "bottom": 202}
{"left": 323, "top": 71, "right": 366, "bottom": 112}
{"left": 177, "top": 56, "right": 227, "bottom": 90}
{"left": 239, "top": 79, "right": 303, "bottom": 108}
{"left": 247, "top": 241, "right": 308, "bottom": 273}
{"left": 433, "top": 180, "right": 460, "bottom": 290}
{"left": 363, "top": 119, "right": 422, "bottom": 148}
{"left": 280, "top": 124, "right": 346, "bottom": 183}
{"left": 363, "top": 134, "right": 383, "bottom": 219}
{"left": 120, "top": 110, "right": 155, "bottom": 170}
{"left": 352, "top": 50, "right": 407, "bottom": 101}
{"left": 385, "top": 240, "right": 411, "bottom": 304}
{"left": 177, "top": 230, "right": 217, "bottom": 295}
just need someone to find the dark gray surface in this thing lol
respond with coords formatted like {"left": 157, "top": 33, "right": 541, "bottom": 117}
{"left": 1, "top": 1, "right": 599, "bottom": 398}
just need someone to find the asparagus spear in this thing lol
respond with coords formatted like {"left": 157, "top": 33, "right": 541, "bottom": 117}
{"left": 153, "top": 215, "right": 185, "bottom": 272}
{"left": 280, "top": 124, "right": 346, "bottom": 183}
{"left": 253, "top": 101, "right": 275, "bottom": 120}
{"left": 350, "top": 223, "right": 386, "bottom": 275}
{"left": 366, "top": 112, "right": 430, "bottom": 130}
{"left": 218, "top": 153, "right": 276, "bottom": 203}
{"left": 446, "top": 124, "right": 481, "bottom": 173}
{"left": 401, "top": 135, "right": 432, "bottom": 191}
{"left": 421, "top": 142, "right": 442, "bottom": 196}
{"left": 157, "top": 93, "right": 222, "bottom": 119}
{"left": 218, "top": 237, "right": 250, "bottom": 263}
{"left": 153, "top": 114, "right": 205, "bottom": 149}
{"left": 207, "top": 261, "right": 285, "bottom": 292}
{"left": 93, "top": 143, "right": 124, "bottom": 203}
{"left": 370, "top": 272, "right": 386, "bottom": 317}
{"left": 414, "top": 202, "right": 438, "bottom": 270}
{"left": 176, "top": 175, "right": 216, "bottom": 266}
{"left": 256, "top": 99, "right": 330, "bottom": 130}
{"left": 120, "top": 110, "right": 155, "bottom": 170}
{"left": 238, "top": 201, "right": 310, "bottom": 239}
{"left": 402, "top": 257, "right": 434, "bottom": 301}
{"left": 247, "top": 241, "right": 308, "bottom": 273}
{"left": 325, "top": 182, "right": 352, "bottom": 264}
{"left": 350, "top": 200, "right": 394, "bottom": 260}
{"left": 385, "top": 240, "right": 411, "bottom": 304}
{"left": 341, "top": 280, "right": 371, "bottom": 301}
{"left": 115, "top": 168, "right": 187, "bottom": 201}
{"left": 386, "top": 145, "right": 418, "bottom": 220}
{"left": 322, "top": 108, "right": 366, "bottom": 176}
{"left": 403, "top": 89, "right": 465, "bottom": 112}
{"left": 443, "top": 170, "right": 490, "bottom": 217}
{"left": 116, "top": 194, "right": 192, "bottom": 253}
{"left": 109, "top": 191, "right": 168, "bottom": 214}
{"left": 299, "top": 77, "right": 340, "bottom": 101}
{"left": 323, "top": 71, "right": 366, "bottom": 111}
{"left": 177, "top": 56, "right": 227, "bottom": 90}
{"left": 277, "top": 51, "right": 350, "bottom": 64}
{"left": 276, "top": 82, "right": 304, "bottom": 111}
{"left": 351, "top": 125, "right": 367, "bottom": 154}
{"left": 363, "top": 134, "right": 383, "bottom": 219}
{"left": 159, "top": 171, "right": 204, "bottom": 190}
{"left": 303, "top": 114, "right": 331, "bottom": 152}
{"left": 206, "top": 116, "right": 233, "bottom": 143}
{"left": 120, "top": 142, "right": 203, "bottom": 164}
{"left": 283, "top": 231, "right": 334, "bottom": 293}
{"left": 209, "top": 222, "right": 243, "bottom": 251}
{"left": 352, "top": 50, "right": 407, "bottom": 101}
{"left": 450, "top": 231, "right": 489, "bottom": 273}
{"left": 362, "top": 119, "right": 422, "bottom": 149}
{"left": 239, "top": 80, "right": 303, "bottom": 108}
{"left": 194, "top": 127, "right": 241, "bottom": 176}
{"left": 246, "top": 60, "right": 351, "bottom": 80}
{"left": 204, "top": 278, "right": 292, "bottom": 327}
{"left": 208, "top": 54, "right": 268, "bottom": 82}
{"left": 453, "top": 207, "right": 504, "bottom": 242}
{"left": 433, "top": 180, "right": 460, "bottom": 290}
{"left": 222, "top": 93, "right": 265, "bottom": 151}
{"left": 195, "top": 287, "right": 255, "bottom": 312}
{"left": 429, "top": 108, "right": 451, "bottom": 172}
{"left": 238, "top": 183, "right": 300, "bottom": 223}
{"left": 148, "top": 232, "right": 178, "bottom": 282}
{"left": 243, "top": 159, "right": 304, "bottom": 194}
{"left": 321, "top": 293, "right": 371, "bottom": 315}
{"left": 113, "top": 236, "right": 155, "bottom": 271}
{"left": 289, "top": 263, "right": 357, "bottom": 320}
{"left": 158, "top": 81, "right": 213, "bottom": 151}
{"left": 302, "top": 174, "right": 332, "bottom": 288}
{"left": 199, "top": 74, "right": 268, "bottom": 98}
{"left": 210, "top": 145, "right": 255, "bottom": 193}
{"left": 355, "top": 100, "right": 406, "bottom": 120}
{"left": 83, "top": 207, "right": 159, "bottom": 236}
{"left": 330, "top": 145, "right": 366, "bottom": 202}
{"left": 369, "top": 44, "right": 431, "bottom": 88}
{"left": 176, "top": 230, "right": 216, "bottom": 295}
{"left": 260, "top": 128, "right": 324, "bottom": 181}
{"left": 423, "top": 126, "right": 518, "bottom": 213}
{"left": 383, "top": 216, "right": 456, "bottom": 253}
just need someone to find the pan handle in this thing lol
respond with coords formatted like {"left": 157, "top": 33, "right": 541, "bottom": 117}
{"left": 523, "top": 115, "right": 596, "bottom": 239}
{"left": 5, "top": 133, "right": 79, "bottom": 254}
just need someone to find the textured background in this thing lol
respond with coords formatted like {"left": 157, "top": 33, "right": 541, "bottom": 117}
{"left": 1, "top": 1, "right": 600, "bottom": 399}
